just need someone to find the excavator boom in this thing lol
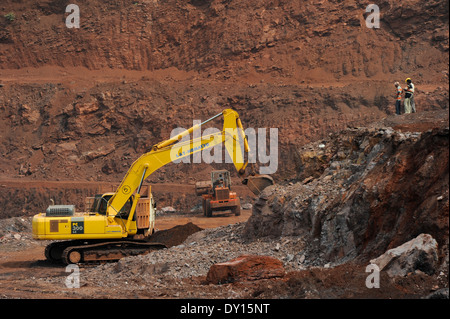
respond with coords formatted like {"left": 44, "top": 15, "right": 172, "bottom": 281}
{"left": 107, "top": 108, "right": 270, "bottom": 219}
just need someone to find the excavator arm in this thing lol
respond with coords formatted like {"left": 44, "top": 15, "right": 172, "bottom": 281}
{"left": 106, "top": 109, "right": 273, "bottom": 219}
{"left": 31, "top": 108, "right": 274, "bottom": 263}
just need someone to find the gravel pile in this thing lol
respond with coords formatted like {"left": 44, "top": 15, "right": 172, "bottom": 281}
{"left": 84, "top": 222, "right": 309, "bottom": 288}
{"left": 0, "top": 217, "right": 41, "bottom": 251}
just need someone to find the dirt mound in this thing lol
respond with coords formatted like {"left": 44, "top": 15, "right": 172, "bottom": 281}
{"left": 148, "top": 222, "right": 203, "bottom": 248}
{"left": 0, "top": 216, "right": 43, "bottom": 251}
{"left": 0, "top": 216, "right": 31, "bottom": 236}
{"left": 251, "top": 262, "right": 446, "bottom": 299}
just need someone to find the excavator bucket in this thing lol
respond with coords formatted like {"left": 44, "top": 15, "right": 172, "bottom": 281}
{"left": 244, "top": 175, "right": 275, "bottom": 196}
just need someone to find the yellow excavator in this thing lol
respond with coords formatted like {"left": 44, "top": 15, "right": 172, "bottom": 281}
{"left": 32, "top": 109, "right": 274, "bottom": 264}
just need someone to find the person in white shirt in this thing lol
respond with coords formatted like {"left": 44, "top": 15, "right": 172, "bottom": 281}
{"left": 404, "top": 78, "right": 415, "bottom": 113}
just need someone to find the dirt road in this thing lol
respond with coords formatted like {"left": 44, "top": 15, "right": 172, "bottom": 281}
{"left": 156, "top": 209, "right": 252, "bottom": 230}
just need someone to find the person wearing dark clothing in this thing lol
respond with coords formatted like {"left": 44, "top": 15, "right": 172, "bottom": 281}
{"left": 394, "top": 81, "right": 403, "bottom": 115}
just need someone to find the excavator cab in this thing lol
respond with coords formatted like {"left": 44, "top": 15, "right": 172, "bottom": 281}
{"left": 86, "top": 193, "right": 135, "bottom": 221}
{"left": 211, "top": 170, "right": 231, "bottom": 192}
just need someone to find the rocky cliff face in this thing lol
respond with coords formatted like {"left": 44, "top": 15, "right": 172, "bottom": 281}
{"left": 0, "top": 0, "right": 448, "bottom": 219}
{"left": 1, "top": 0, "right": 448, "bottom": 183}
{"left": 1, "top": 78, "right": 448, "bottom": 184}
{"left": 244, "top": 110, "right": 449, "bottom": 270}
{"left": 1, "top": 0, "right": 448, "bottom": 82}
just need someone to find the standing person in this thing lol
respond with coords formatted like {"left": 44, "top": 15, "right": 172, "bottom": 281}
{"left": 394, "top": 81, "right": 403, "bottom": 115}
{"left": 404, "top": 78, "right": 415, "bottom": 113}
{"left": 407, "top": 78, "right": 416, "bottom": 113}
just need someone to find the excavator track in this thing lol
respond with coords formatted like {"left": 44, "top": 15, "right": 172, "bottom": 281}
{"left": 45, "top": 240, "right": 166, "bottom": 265}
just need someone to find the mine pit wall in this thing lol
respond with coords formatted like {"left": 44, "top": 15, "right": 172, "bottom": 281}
{"left": 0, "top": 182, "right": 97, "bottom": 219}
{"left": 1, "top": 81, "right": 448, "bottom": 186}
{"left": 0, "top": 181, "right": 256, "bottom": 219}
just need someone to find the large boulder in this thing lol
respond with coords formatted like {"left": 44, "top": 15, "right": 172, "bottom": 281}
{"left": 370, "top": 233, "right": 439, "bottom": 277}
{"left": 206, "top": 255, "right": 285, "bottom": 284}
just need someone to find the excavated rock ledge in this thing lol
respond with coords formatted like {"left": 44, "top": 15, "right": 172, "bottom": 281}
{"left": 244, "top": 124, "right": 449, "bottom": 270}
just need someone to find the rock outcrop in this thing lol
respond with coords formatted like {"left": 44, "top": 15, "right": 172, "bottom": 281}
{"left": 244, "top": 119, "right": 449, "bottom": 267}
{"left": 370, "top": 233, "right": 439, "bottom": 277}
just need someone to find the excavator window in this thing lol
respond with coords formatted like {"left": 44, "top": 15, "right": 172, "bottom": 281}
{"left": 118, "top": 198, "right": 133, "bottom": 219}
{"left": 98, "top": 195, "right": 112, "bottom": 215}
{"left": 96, "top": 194, "right": 133, "bottom": 219}
{"left": 87, "top": 194, "right": 103, "bottom": 213}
